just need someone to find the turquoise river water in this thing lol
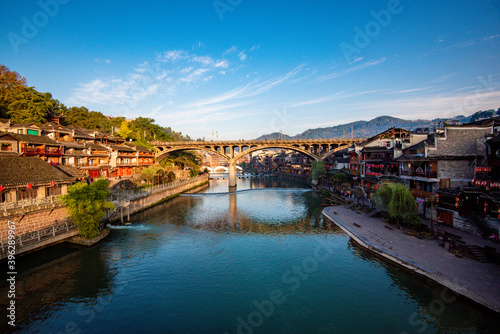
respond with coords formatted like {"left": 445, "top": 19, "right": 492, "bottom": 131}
{"left": 1, "top": 177, "right": 500, "bottom": 333}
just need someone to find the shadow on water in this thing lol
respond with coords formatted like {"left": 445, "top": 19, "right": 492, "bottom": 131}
{"left": 0, "top": 243, "right": 116, "bottom": 333}
{"left": 346, "top": 240, "right": 500, "bottom": 333}
{"left": 2, "top": 177, "right": 500, "bottom": 333}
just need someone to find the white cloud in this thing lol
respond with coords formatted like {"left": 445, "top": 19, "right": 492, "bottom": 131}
{"left": 223, "top": 46, "right": 238, "bottom": 55}
{"left": 68, "top": 47, "right": 251, "bottom": 111}
{"left": 239, "top": 51, "right": 247, "bottom": 62}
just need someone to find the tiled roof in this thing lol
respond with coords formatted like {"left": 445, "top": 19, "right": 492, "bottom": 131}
{"left": 0, "top": 132, "right": 20, "bottom": 141}
{"left": 86, "top": 143, "right": 108, "bottom": 151}
{"left": 65, "top": 126, "right": 95, "bottom": 139}
{"left": 58, "top": 141, "right": 86, "bottom": 148}
{"left": 361, "top": 146, "right": 389, "bottom": 152}
{"left": 0, "top": 156, "right": 75, "bottom": 186}
{"left": 109, "top": 144, "right": 136, "bottom": 152}
{"left": 11, "top": 133, "right": 60, "bottom": 146}
{"left": 125, "top": 144, "right": 152, "bottom": 152}
{"left": 54, "top": 165, "right": 87, "bottom": 179}
{"left": 10, "top": 122, "right": 39, "bottom": 128}
{"left": 41, "top": 122, "right": 72, "bottom": 133}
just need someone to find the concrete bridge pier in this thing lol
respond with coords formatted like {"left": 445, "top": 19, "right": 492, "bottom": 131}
{"left": 228, "top": 160, "right": 237, "bottom": 190}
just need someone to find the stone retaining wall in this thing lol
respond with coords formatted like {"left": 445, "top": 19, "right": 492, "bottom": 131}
{"left": 110, "top": 175, "right": 209, "bottom": 222}
{"left": 0, "top": 206, "right": 69, "bottom": 243}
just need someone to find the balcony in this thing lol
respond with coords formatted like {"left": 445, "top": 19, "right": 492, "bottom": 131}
{"left": 401, "top": 170, "right": 437, "bottom": 178}
{"left": 116, "top": 162, "right": 137, "bottom": 166}
{"left": 117, "top": 152, "right": 137, "bottom": 157}
{"left": 410, "top": 189, "right": 433, "bottom": 199}
{"left": 22, "top": 147, "right": 63, "bottom": 156}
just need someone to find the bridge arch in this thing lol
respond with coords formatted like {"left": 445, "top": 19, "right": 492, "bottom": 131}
{"left": 155, "top": 146, "right": 230, "bottom": 164}
{"left": 232, "top": 145, "right": 318, "bottom": 162}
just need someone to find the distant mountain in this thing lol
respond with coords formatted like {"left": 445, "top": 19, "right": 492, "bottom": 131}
{"left": 255, "top": 132, "right": 292, "bottom": 140}
{"left": 255, "top": 109, "right": 500, "bottom": 140}
{"left": 256, "top": 116, "right": 433, "bottom": 140}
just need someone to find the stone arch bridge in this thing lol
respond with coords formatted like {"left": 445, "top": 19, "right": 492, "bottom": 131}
{"left": 152, "top": 138, "right": 364, "bottom": 188}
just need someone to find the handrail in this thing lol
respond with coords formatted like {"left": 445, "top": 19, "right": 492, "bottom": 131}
{"left": 0, "top": 196, "right": 61, "bottom": 211}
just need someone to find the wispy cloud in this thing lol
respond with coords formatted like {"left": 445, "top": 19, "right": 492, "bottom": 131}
{"left": 288, "top": 89, "right": 382, "bottom": 108}
{"left": 67, "top": 48, "right": 243, "bottom": 110}
{"left": 182, "top": 64, "right": 305, "bottom": 111}
{"left": 419, "top": 34, "right": 500, "bottom": 58}
{"left": 314, "top": 58, "right": 386, "bottom": 83}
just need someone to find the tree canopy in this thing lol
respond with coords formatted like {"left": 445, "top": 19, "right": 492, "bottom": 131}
{"left": 61, "top": 179, "right": 114, "bottom": 239}
{"left": 0, "top": 64, "right": 190, "bottom": 143}
{"left": 373, "top": 183, "right": 416, "bottom": 227}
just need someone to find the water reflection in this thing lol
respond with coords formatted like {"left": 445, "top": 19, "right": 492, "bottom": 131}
{"left": 0, "top": 245, "right": 116, "bottom": 333}
{"left": 1, "top": 178, "right": 499, "bottom": 333}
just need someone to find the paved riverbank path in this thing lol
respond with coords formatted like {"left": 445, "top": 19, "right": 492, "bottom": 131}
{"left": 322, "top": 206, "right": 500, "bottom": 313}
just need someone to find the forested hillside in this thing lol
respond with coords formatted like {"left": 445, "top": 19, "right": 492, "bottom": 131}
{"left": 0, "top": 65, "right": 187, "bottom": 145}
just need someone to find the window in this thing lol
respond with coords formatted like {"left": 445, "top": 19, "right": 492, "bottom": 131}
{"left": 17, "top": 188, "right": 38, "bottom": 201}
{"left": 27, "top": 129, "right": 39, "bottom": 136}
{"left": 17, "top": 129, "right": 23, "bottom": 134}
{"left": 0, "top": 143, "right": 12, "bottom": 151}
{"left": 46, "top": 186, "right": 62, "bottom": 197}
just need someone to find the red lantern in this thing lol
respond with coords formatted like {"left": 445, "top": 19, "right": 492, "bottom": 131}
{"left": 455, "top": 197, "right": 460, "bottom": 208}
{"left": 0, "top": 185, "right": 3, "bottom": 192}
{"left": 27, "top": 183, "right": 32, "bottom": 189}
{"left": 484, "top": 201, "right": 489, "bottom": 212}
{"left": 471, "top": 178, "right": 475, "bottom": 184}
{"left": 435, "top": 193, "right": 439, "bottom": 204}
{"left": 50, "top": 181, "right": 55, "bottom": 187}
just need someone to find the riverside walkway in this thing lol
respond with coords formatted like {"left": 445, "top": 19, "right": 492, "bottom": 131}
{"left": 322, "top": 206, "right": 500, "bottom": 313}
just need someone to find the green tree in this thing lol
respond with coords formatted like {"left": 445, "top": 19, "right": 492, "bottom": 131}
{"left": 167, "top": 171, "right": 176, "bottom": 182}
{"left": 117, "top": 120, "right": 133, "bottom": 139}
{"left": 0, "top": 65, "right": 27, "bottom": 118}
{"left": 372, "top": 184, "right": 394, "bottom": 211}
{"left": 330, "top": 173, "right": 348, "bottom": 185}
{"left": 309, "top": 160, "right": 326, "bottom": 185}
{"left": 61, "top": 179, "right": 114, "bottom": 239}
{"left": 141, "top": 165, "right": 163, "bottom": 183}
{"left": 387, "top": 183, "right": 416, "bottom": 227}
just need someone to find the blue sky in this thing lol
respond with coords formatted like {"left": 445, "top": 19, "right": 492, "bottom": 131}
{"left": 1, "top": 0, "right": 499, "bottom": 140}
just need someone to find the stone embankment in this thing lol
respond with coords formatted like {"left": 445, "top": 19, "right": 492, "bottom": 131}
{"left": 322, "top": 205, "right": 500, "bottom": 313}
{"left": 109, "top": 174, "right": 209, "bottom": 223}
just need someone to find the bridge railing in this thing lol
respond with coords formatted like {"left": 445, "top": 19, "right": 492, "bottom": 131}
{"left": 150, "top": 138, "right": 365, "bottom": 146}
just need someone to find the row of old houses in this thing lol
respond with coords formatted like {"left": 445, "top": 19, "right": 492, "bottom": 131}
{"left": 0, "top": 118, "right": 155, "bottom": 206}
{"left": 344, "top": 118, "right": 500, "bottom": 235}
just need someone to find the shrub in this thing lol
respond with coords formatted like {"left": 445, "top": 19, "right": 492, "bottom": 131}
{"left": 402, "top": 212, "right": 421, "bottom": 230}
{"left": 61, "top": 179, "right": 114, "bottom": 239}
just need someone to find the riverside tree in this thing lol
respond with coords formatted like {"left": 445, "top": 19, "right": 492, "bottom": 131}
{"left": 309, "top": 160, "right": 326, "bottom": 185}
{"left": 61, "top": 179, "right": 114, "bottom": 239}
{"left": 373, "top": 183, "right": 416, "bottom": 227}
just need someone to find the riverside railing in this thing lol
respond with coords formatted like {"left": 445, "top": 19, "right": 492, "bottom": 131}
{"left": 0, "top": 196, "right": 62, "bottom": 212}
{"left": 0, "top": 218, "right": 75, "bottom": 257}
{"left": 109, "top": 175, "right": 207, "bottom": 202}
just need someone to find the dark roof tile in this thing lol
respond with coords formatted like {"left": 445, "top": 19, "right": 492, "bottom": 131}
{"left": 0, "top": 156, "right": 75, "bottom": 186}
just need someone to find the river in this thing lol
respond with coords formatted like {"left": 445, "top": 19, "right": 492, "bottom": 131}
{"left": 1, "top": 177, "right": 499, "bottom": 333}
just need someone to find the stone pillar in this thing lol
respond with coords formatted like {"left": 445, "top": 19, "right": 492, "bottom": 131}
{"left": 229, "top": 160, "right": 237, "bottom": 189}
